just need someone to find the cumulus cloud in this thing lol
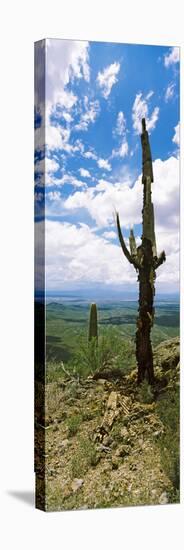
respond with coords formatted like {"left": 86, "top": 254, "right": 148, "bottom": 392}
{"left": 43, "top": 155, "right": 179, "bottom": 289}
{"left": 112, "top": 111, "right": 129, "bottom": 158}
{"left": 64, "top": 155, "right": 179, "bottom": 240}
{"left": 35, "top": 40, "right": 91, "bottom": 157}
{"left": 97, "top": 158, "right": 111, "bottom": 171}
{"left": 97, "top": 62, "right": 120, "bottom": 99}
{"left": 75, "top": 97, "right": 100, "bottom": 131}
{"left": 132, "top": 91, "right": 159, "bottom": 134}
{"left": 172, "top": 122, "right": 180, "bottom": 146}
{"left": 102, "top": 231, "right": 117, "bottom": 240}
{"left": 83, "top": 150, "right": 97, "bottom": 160}
{"left": 44, "top": 220, "right": 135, "bottom": 289}
{"left": 164, "top": 46, "right": 180, "bottom": 68}
{"left": 50, "top": 173, "right": 87, "bottom": 189}
{"left": 112, "top": 140, "right": 129, "bottom": 158}
{"left": 165, "top": 82, "right": 175, "bottom": 102}
{"left": 46, "top": 39, "right": 90, "bottom": 105}
{"left": 114, "top": 111, "right": 126, "bottom": 136}
{"left": 35, "top": 156, "right": 60, "bottom": 186}
{"left": 79, "top": 168, "right": 91, "bottom": 178}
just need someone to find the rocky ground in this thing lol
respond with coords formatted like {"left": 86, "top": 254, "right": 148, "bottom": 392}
{"left": 35, "top": 337, "right": 180, "bottom": 511}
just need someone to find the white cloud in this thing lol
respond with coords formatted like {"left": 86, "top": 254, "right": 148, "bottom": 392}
{"left": 132, "top": 91, "right": 159, "bottom": 134}
{"left": 47, "top": 191, "right": 61, "bottom": 201}
{"left": 35, "top": 157, "right": 59, "bottom": 175}
{"left": 83, "top": 150, "right": 97, "bottom": 160}
{"left": 112, "top": 111, "right": 128, "bottom": 158}
{"left": 43, "top": 155, "right": 179, "bottom": 289}
{"left": 172, "top": 122, "right": 180, "bottom": 146}
{"left": 35, "top": 156, "right": 60, "bottom": 186}
{"left": 102, "top": 231, "right": 117, "bottom": 240}
{"left": 112, "top": 140, "right": 129, "bottom": 158}
{"left": 114, "top": 111, "right": 126, "bottom": 135}
{"left": 165, "top": 82, "right": 175, "bottom": 102}
{"left": 44, "top": 220, "right": 135, "bottom": 289}
{"left": 64, "top": 156, "right": 179, "bottom": 231}
{"left": 164, "top": 46, "right": 180, "bottom": 68}
{"left": 79, "top": 168, "right": 91, "bottom": 178}
{"left": 97, "top": 158, "right": 111, "bottom": 171}
{"left": 62, "top": 111, "right": 73, "bottom": 123}
{"left": 46, "top": 39, "right": 90, "bottom": 105}
{"left": 35, "top": 40, "right": 91, "bottom": 157}
{"left": 51, "top": 173, "right": 87, "bottom": 189}
{"left": 97, "top": 62, "right": 120, "bottom": 99}
{"left": 75, "top": 97, "right": 100, "bottom": 131}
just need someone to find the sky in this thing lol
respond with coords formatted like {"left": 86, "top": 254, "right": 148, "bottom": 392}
{"left": 34, "top": 39, "right": 180, "bottom": 296}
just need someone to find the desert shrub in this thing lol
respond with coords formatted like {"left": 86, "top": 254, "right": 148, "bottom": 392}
{"left": 46, "top": 361, "right": 66, "bottom": 384}
{"left": 156, "top": 386, "right": 180, "bottom": 501}
{"left": 69, "top": 330, "right": 135, "bottom": 379}
{"left": 67, "top": 414, "right": 82, "bottom": 437}
{"left": 70, "top": 436, "right": 98, "bottom": 477}
{"left": 137, "top": 380, "right": 154, "bottom": 404}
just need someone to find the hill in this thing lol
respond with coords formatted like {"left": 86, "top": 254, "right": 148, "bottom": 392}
{"left": 35, "top": 336, "right": 180, "bottom": 511}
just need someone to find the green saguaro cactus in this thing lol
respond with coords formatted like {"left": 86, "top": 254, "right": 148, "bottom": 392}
{"left": 116, "top": 118, "right": 166, "bottom": 384}
{"left": 88, "top": 303, "right": 98, "bottom": 342}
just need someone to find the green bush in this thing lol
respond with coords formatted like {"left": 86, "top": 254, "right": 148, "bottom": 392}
{"left": 156, "top": 387, "right": 180, "bottom": 501}
{"left": 67, "top": 414, "right": 82, "bottom": 437}
{"left": 137, "top": 380, "right": 154, "bottom": 404}
{"left": 69, "top": 330, "right": 135, "bottom": 379}
{"left": 70, "top": 436, "right": 98, "bottom": 477}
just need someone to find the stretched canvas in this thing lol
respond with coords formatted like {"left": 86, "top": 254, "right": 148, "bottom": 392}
{"left": 34, "top": 39, "right": 180, "bottom": 511}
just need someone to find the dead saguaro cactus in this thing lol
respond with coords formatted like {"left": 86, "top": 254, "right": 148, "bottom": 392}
{"left": 116, "top": 118, "right": 166, "bottom": 384}
{"left": 88, "top": 303, "right": 98, "bottom": 342}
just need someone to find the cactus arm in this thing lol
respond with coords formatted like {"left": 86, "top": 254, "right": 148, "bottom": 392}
{"left": 129, "top": 227, "right": 137, "bottom": 256}
{"left": 154, "top": 250, "right": 166, "bottom": 269}
{"left": 116, "top": 213, "right": 140, "bottom": 269}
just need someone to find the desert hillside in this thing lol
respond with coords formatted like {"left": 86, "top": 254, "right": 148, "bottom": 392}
{"left": 35, "top": 336, "right": 179, "bottom": 511}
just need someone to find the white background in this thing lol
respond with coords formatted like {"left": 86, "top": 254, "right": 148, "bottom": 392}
{"left": 0, "top": 1, "right": 183, "bottom": 548}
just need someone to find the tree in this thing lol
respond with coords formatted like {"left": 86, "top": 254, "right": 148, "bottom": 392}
{"left": 116, "top": 118, "right": 166, "bottom": 384}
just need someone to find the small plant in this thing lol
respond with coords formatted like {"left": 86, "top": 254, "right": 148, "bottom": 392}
{"left": 137, "top": 379, "right": 154, "bottom": 404}
{"left": 70, "top": 436, "right": 98, "bottom": 477}
{"left": 156, "top": 387, "right": 180, "bottom": 501}
{"left": 67, "top": 414, "right": 82, "bottom": 437}
{"left": 69, "top": 330, "right": 135, "bottom": 379}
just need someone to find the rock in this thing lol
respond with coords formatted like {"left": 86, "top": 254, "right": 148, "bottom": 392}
{"left": 71, "top": 478, "right": 84, "bottom": 493}
{"left": 120, "top": 427, "right": 129, "bottom": 439}
{"left": 59, "top": 439, "right": 70, "bottom": 451}
{"left": 153, "top": 430, "right": 163, "bottom": 438}
{"left": 159, "top": 491, "right": 169, "bottom": 505}
{"left": 53, "top": 423, "right": 59, "bottom": 432}
{"left": 103, "top": 435, "right": 113, "bottom": 446}
{"left": 111, "top": 456, "right": 119, "bottom": 470}
{"left": 100, "top": 391, "right": 119, "bottom": 433}
{"left": 111, "top": 440, "right": 118, "bottom": 450}
{"left": 97, "top": 443, "right": 111, "bottom": 453}
{"left": 102, "top": 463, "right": 111, "bottom": 473}
{"left": 115, "top": 445, "right": 130, "bottom": 458}
{"left": 120, "top": 427, "right": 131, "bottom": 444}
{"left": 91, "top": 452, "right": 101, "bottom": 466}
{"left": 154, "top": 337, "right": 179, "bottom": 372}
{"left": 97, "top": 379, "right": 106, "bottom": 386}
{"left": 107, "top": 391, "right": 118, "bottom": 411}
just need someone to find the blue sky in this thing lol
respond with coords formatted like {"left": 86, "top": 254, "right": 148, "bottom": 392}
{"left": 35, "top": 39, "right": 180, "bottom": 294}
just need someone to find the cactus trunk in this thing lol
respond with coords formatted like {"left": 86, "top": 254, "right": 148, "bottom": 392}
{"left": 88, "top": 303, "right": 98, "bottom": 342}
{"left": 116, "top": 118, "right": 166, "bottom": 384}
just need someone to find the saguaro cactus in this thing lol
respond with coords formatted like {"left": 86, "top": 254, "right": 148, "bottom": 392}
{"left": 88, "top": 303, "right": 98, "bottom": 342}
{"left": 116, "top": 118, "right": 166, "bottom": 384}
